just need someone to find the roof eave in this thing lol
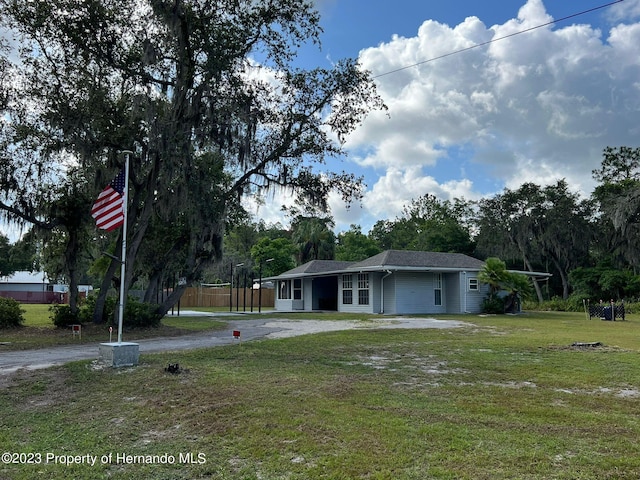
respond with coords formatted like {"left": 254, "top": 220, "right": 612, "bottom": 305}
{"left": 509, "top": 270, "right": 553, "bottom": 278}
{"left": 347, "top": 265, "right": 484, "bottom": 272}
{"left": 267, "top": 266, "right": 485, "bottom": 280}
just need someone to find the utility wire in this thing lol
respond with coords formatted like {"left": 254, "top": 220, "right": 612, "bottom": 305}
{"left": 373, "top": 0, "right": 625, "bottom": 78}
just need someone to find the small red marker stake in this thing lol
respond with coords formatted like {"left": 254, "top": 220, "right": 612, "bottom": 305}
{"left": 233, "top": 330, "right": 241, "bottom": 346}
{"left": 71, "top": 324, "right": 81, "bottom": 340}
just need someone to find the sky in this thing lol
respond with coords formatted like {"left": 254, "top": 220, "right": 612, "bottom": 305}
{"left": 245, "top": 0, "right": 640, "bottom": 233}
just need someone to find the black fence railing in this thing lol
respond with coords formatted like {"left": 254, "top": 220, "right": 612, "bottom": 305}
{"left": 585, "top": 300, "right": 626, "bottom": 321}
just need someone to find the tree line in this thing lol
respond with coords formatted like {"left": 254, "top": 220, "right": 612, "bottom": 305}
{"left": 6, "top": 145, "right": 637, "bottom": 310}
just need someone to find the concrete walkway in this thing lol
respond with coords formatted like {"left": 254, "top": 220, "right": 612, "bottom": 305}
{"left": 0, "top": 312, "right": 471, "bottom": 376}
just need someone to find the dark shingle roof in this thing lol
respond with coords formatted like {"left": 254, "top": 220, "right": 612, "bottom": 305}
{"left": 277, "top": 260, "right": 355, "bottom": 277}
{"left": 270, "top": 251, "right": 486, "bottom": 280}
{"left": 351, "top": 250, "right": 485, "bottom": 270}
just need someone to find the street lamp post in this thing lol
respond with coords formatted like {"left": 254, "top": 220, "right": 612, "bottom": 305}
{"left": 229, "top": 262, "right": 233, "bottom": 313}
{"left": 250, "top": 274, "right": 254, "bottom": 313}
{"left": 258, "top": 258, "right": 274, "bottom": 313}
{"left": 242, "top": 269, "right": 247, "bottom": 312}
{"left": 236, "top": 263, "right": 244, "bottom": 312}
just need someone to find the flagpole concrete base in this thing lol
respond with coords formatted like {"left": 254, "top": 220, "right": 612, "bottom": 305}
{"left": 99, "top": 342, "right": 140, "bottom": 368}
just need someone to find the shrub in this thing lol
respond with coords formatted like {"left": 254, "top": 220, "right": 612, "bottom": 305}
{"left": 77, "top": 293, "right": 116, "bottom": 325}
{"left": 0, "top": 297, "right": 25, "bottom": 328}
{"left": 75, "top": 293, "right": 161, "bottom": 328}
{"left": 523, "top": 297, "right": 581, "bottom": 312}
{"left": 49, "top": 304, "right": 79, "bottom": 328}
{"left": 124, "top": 297, "right": 162, "bottom": 328}
{"left": 482, "top": 294, "right": 505, "bottom": 314}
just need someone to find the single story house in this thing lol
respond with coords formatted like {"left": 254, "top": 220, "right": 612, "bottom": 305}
{"left": 0, "top": 271, "right": 50, "bottom": 293}
{"left": 267, "top": 250, "right": 545, "bottom": 315}
{"left": 0, "top": 271, "right": 60, "bottom": 303}
{"left": 0, "top": 271, "right": 92, "bottom": 304}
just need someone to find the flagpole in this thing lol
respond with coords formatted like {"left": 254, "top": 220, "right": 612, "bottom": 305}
{"left": 117, "top": 151, "right": 132, "bottom": 344}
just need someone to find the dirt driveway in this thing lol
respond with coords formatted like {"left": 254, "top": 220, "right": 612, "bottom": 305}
{"left": 0, "top": 313, "right": 471, "bottom": 376}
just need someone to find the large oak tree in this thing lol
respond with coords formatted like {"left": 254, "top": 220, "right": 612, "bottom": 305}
{"left": 0, "top": 0, "right": 384, "bottom": 320}
{"left": 475, "top": 180, "right": 592, "bottom": 300}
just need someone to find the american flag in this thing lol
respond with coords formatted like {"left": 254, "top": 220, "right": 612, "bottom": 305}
{"left": 91, "top": 169, "right": 126, "bottom": 231}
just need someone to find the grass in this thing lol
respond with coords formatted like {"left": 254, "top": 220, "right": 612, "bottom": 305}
{"left": 19, "top": 304, "right": 52, "bottom": 326}
{"left": 0, "top": 304, "right": 230, "bottom": 350}
{"left": 2, "top": 311, "right": 640, "bottom": 479}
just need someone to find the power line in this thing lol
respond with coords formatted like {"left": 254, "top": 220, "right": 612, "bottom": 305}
{"left": 373, "top": 0, "right": 625, "bottom": 79}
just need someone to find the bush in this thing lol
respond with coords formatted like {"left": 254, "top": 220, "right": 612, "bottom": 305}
{"left": 523, "top": 297, "right": 582, "bottom": 312}
{"left": 77, "top": 293, "right": 117, "bottom": 325}
{"left": 124, "top": 297, "right": 162, "bottom": 328}
{"left": 522, "top": 296, "right": 640, "bottom": 313}
{"left": 74, "top": 293, "right": 161, "bottom": 328}
{"left": 0, "top": 297, "right": 25, "bottom": 328}
{"left": 49, "top": 304, "right": 79, "bottom": 328}
{"left": 482, "top": 294, "right": 505, "bottom": 314}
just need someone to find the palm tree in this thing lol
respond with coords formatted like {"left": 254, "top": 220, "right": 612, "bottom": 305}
{"left": 478, "top": 257, "right": 509, "bottom": 296}
{"left": 479, "top": 257, "right": 533, "bottom": 313}
{"left": 291, "top": 216, "right": 336, "bottom": 263}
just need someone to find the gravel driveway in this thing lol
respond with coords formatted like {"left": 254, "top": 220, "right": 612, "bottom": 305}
{"left": 0, "top": 313, "right": 471, "bottom": 376}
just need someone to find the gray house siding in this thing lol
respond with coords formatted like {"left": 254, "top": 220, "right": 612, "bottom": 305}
{"left": 464, "top": 277, "right": 487, "bottom": 313}
{"left": 381, "top": 273, "right": 396, "bottom": 314}
{"left": 338, "top": 273, "right": 375, "bottom": 314}
{"left": 371, "top": 272, "right": 382, "bottom": 314}
{"left": 274, "top": 283, "right": 290, "bottom": 311}
{"left": 274, "top": 279, "right": 304, "bottom": 311}
{"left": 302, "top": 278, "right": 313, "bottom": 311}
{"left": 445, "top": 273, "right": 462, "bottom": 314}
{"left": 274, "top": 295, "right": 293, "bottom": 311}
{"left": 392, "top": 272, "right": 447, "bottom": 315}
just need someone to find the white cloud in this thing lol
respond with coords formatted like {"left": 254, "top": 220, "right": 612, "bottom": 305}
{"left": 343, "top": 0, "right": 640, "bottom": 219}
{"left": 243, "top": 188, "right": 295, "bottom": 229}
{"left": 246, "top": 0, "right": 640, "bottom": 234}
{"left": 607, "top": 0, "right": 640, "bottom": 23}
{"left": 361, "top": 167, "right": 478, "bottom": 221}
{"left": 243, "top": 169, "right": 474, "bottom": 234}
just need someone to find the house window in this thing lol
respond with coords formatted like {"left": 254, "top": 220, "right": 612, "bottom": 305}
{"left": 279, "top": 280, "right": 291, "bottom": 299}
{"left": 342, "top": 275, "right": 353, "bottom": 304}
{"left": 358, "top": 273, "right": 369, "bottom": 305}
{"left": 468, "top": 278, "right": 479, "bottom": 291}
{"left": 434, "top": 274, "right": 442, "bottom": 306}
{"left": 358, "top": 289, "right": 369, "bottom": 305}
{"left": 343, "top": 290, "right": 353, "bottom": 305}
{"left": 293, "top": 279, "right": 302, "bottom": 300}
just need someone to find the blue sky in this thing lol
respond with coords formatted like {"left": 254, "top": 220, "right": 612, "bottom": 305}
{"left": 246, "top": 0, "right": 640, "bottom": 233}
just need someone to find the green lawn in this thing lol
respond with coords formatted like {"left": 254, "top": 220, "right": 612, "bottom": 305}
{"left": 20, "top": 304, "right": 53, "bottom": 327}
{"left": 0, "top": 304, "right": 229, "bottom": 350}
{"left": 2, "top": 312, "right": 640, "bottom": 479}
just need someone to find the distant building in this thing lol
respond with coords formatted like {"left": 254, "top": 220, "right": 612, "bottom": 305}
{"left": 0, "top": 271, "right": 92, "bottom": 304}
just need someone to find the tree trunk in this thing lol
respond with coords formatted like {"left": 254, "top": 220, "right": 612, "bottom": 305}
{"left": 143, "top": 269, "right": 162, "bottom": 304}
{"left": 62, "top": 228, "right": 81, "bottom": 314}
{"left": 522, "top": 256, "right": 545, "bottom": 302}
{"left": 92, "top": 238, "right": 122, "bottom": 324}
{"left": 549, "top": 256, "right": 570, "bottom": 299}
{"left": 157, "top": 283, "right": 188, "bottom": 316}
